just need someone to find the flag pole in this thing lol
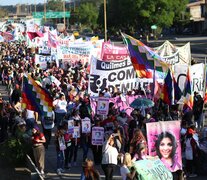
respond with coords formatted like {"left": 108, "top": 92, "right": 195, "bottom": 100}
{"left": 104, "top": 0, "right": 107, "bottom": 42}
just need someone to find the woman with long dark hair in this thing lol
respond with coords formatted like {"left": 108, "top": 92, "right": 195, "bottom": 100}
{"left": 81, "top": 158, "right": 100, "bottom": 180}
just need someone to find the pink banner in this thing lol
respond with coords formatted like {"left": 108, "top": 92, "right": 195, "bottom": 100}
{"left": 101, "top": 42, "right": 129, "bottom": 61}
{"left": 146, "top": 121, "right": 182, "bottom": 172}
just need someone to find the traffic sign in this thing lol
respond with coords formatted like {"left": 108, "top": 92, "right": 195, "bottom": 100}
{"left": 32, "top": 11, "right": 70, "bottom": 19}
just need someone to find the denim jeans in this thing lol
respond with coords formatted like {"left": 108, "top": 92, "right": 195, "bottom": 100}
{"left": 57, "top": 150, "right": 65, "bottom": 169}
{"left": 55, "top": 112, "right": 66, "bottom": 127}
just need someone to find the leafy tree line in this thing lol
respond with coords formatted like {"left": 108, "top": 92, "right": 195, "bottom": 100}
{"left": 0, "top": 0, "right": 190, "bottom": 35}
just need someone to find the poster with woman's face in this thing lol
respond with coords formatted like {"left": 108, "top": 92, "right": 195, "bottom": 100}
{"left": 73, "top": 126, "right": 80, "bottom": 138}
{"left": 97, "top": 98, "right": 109, "bottom": 115}
{"left": 91, "top": 127, "right": 104, "bottom": 145}
{"left": 58, "top": 136, "right": 66, "bottom": 151}
{"left": 81, "top": 117, "right": 91, "bottom": 133}
{"left": 68, "top": 120, "right": 74, "bottom": 134}
{"left": 146, "top": 121, "right": 182, "bottom": 172}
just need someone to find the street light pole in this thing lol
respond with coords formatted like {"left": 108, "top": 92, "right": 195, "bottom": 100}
{"left": 34, "top": 0, "right": 36, "bottom": 14}
{"left": 104, "top": 0, "right": 107, "bottom": 42}
{"left": 44, "top": 0, "right": 46, "bottom": 22}
{"left": 63, "top": 0, "right": 66, "bottom": 29}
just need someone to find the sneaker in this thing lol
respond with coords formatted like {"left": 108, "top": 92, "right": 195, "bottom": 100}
{"left": 57, "top": 168, "right": 62, "bottom": 175}
{"left": 188, "top": 174, "right": 197, "bottom": 178}
{"left": 60, "top": 168, "right": 65, "bottom": 173}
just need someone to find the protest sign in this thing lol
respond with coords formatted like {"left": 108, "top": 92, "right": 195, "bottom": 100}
{"left": 89, "top": 56, "right": 152, "bottom": 96}
{"left": 101, "top": 42, "right": 129, "bottom": 61}
{"left": 57, "top": 42, "right": 94, "bottom": 65}
{"left": 91, "top": 127, "right": 104, "bottom": 145}
{"left": 153, "top": 41, "right": 191, "bottom": 65}
{"left": 190, "top": 63, "right": 205, "bottom": 97}
{"left": 68, "top": 120, "right": 74, "bottom": 134}
{"left": 73, "top": 126, "right": 80, "bottom": 138}
{"left": 58, "top": 136, "right": 66, "bottom": 151}
{"left": 97, "top": 97, "right": 109, "bottom": 115}
{"left": 146, "top": 121, "right": 182, "bottom": 172}
{"left": 133, "top": 159, "right": 173, "bottom": 180}
{"left": 82, "top": 117, "right": 91, "bottom": 133}
{"left": 35, "top": 54, "right": 56, "bottom": 69}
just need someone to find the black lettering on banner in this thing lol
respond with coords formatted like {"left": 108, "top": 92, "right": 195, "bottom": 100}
{"left": 108, "top": 72, "right": 116, "bottom": 82}
{"left": 177, "top": 73, "right": 186, "bottom": 92}
{"left": 117, "top": 70, "right": 125, "bottom": 81}
{"left": 192, "top": 78, "right": 204, "bottom": 92}
{"left": 125, "top": 68, "right": 136, "bottom": 80}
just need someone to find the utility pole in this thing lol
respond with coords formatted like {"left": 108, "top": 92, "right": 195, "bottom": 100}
{"left": 44, "top": 0, "right": 47, "bottom": 22}
{"left": 34, "top": 0, "right": 36, "bottom": 14}
{"left": 104, "top": 0, "right": 107, "bottom": 41}
{"left": 63, "top": 0, "right": 66, "bottom": 29}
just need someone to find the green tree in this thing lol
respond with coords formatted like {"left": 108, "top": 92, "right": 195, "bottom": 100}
{"left": 98, "top": 0, "right": 188, "bottom": 35}
{"left": 47, "top": 0, "right": 63, "bottom": 11}
{"left": 77, "top": 2, "right": 99, "bottom": 29}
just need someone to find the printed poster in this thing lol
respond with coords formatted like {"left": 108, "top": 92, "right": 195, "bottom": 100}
{"left": 134, "top": 159, "right": 173, "bottom": 180}
{"left": 58, "top": 136, "right": 66, "bottom": 151}
{"left": 146, "top": 121, "right": 182, "bottom": 172}
{"left": 68, "top": 120, "right": 74, "bottom": 134}
{"left": 91, "top": 127, "right": 104, "bottom": 145}
{"left": 82, "top": 117, "right": 91, "bottom": 133}
{"left": 97, "top": 97, "right": 109, "bottom": 115}
{"left": 73, "top": 126, "right": 80, "bottom": 138}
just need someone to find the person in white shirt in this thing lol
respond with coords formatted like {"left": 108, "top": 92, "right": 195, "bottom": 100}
{"left": 101, "top": 134, "right": 119, "bottom": 180}
{"left": 25, "top": 109, "right": 38, "bottom": 131}
{"left": 53, "top": 93, "right": 67, "bottom": 127}
{"left": 120, "top": 153, "right": 136, "bottom": 180}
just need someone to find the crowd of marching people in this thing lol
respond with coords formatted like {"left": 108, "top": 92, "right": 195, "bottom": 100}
{"left": 1, "top": 39, "right": 207, "bottom": 180}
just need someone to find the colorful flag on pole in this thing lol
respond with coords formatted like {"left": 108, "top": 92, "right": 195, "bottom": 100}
{"left": 121, "top": 33, "right": 167, "bottom": 79}
{"left": 48, "top": 31, "right": 58, "bottom": 48}
{"left": 0, "top": 31, "right": 14, "bottom": 41}
{"left": 27, "top": 31, "right": 44, "bottom": 41}
{"left": 161, "top": 69, "right": 182, "bottom": 105}
{"left": 22, "top": 75, "right": 53, "bottom": 117}
{"left": 183, "top": 68, "right": 194, "bottom": 109}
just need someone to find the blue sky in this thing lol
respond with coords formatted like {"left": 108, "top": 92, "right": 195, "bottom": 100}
{"left": 1, "top": 0, "right": 44, "bottom": 6}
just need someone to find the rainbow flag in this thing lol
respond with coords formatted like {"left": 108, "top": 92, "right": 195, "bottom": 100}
{"left": 161, "top": 69, "right": 182, "bottom": 105}
{"left": 122, "top": 33, "right": 167, "bottom": 79}
{"left": 183, "top": 68, "right": 193, "bottom": 109}
{"left": 22, "top": 75, "right": 53, "bottom": 117}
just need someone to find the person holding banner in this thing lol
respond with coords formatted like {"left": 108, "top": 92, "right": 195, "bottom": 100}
{"left": 101, "top": 134, "right": 119, "bottom": 180}
{"left": 155, "top": 131, "right": 181, "bottom": 172}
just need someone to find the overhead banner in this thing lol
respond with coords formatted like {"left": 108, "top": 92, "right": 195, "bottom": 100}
{"left": 134, "top": 159, "right": 173, "bottom": 180}
{"left": 89, "top": 56, "right": 152, "bottom": 96}
{"left": 57, "top": 42, "right": 94, "bottom": 65}
{"left": 174, "top": 63, "right": 205, "bottom": 96}
{"left": 190, "top": 63, "right": 205, "bottom": 97}
{"left": 35, "top": 54, "right": 56, "bottom": 69}
{"left": 101, "top": 42, "right": 129, "bottom": 61}
{"left": 146, "top": 121, "right": 182, "bottom": 172}
{"left": 153, "top": 41, "right": 191, "bottom": 65}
